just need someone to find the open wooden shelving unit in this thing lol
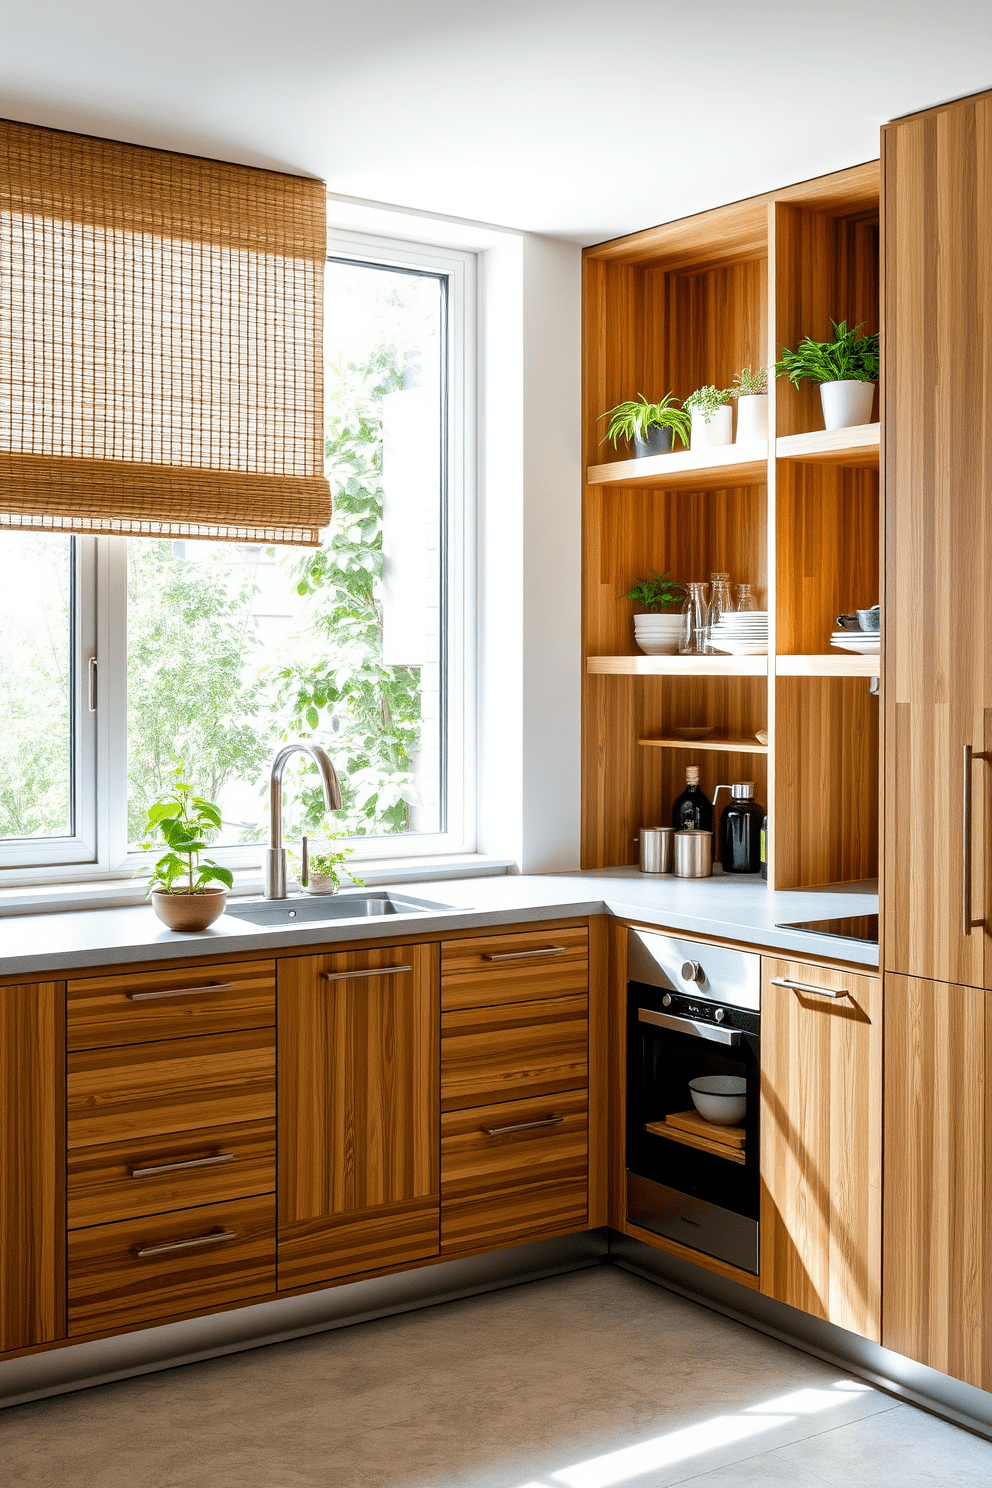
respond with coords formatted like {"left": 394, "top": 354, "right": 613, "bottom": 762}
{"left": 582, "top": 161, "right": 881, "bottom": 889}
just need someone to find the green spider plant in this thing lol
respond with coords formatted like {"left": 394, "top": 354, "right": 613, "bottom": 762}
{"left": 776, "top": 320, "right": 879, "bottom": 386}
{"left": 599, "top": 393, "right": 691, "bottom": 451}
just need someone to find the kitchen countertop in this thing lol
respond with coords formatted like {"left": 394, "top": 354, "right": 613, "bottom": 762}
{"left": 0, "top": 867, "right": 879, "bottom": 980}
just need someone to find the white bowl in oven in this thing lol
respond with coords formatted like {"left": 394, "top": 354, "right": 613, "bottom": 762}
{"left": 689, "top": 1074, "right": 747, "bottom": 1125}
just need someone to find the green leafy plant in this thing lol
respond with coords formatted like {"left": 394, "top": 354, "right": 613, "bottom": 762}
{"left": 730, "top": 366, "right": 768, "bottom": 397}
{"left": 683, "top": 384, "right": 733, "bottom": 424}
{"left": 139, "top": 770, "right": 234, "bottom": 897}
{"left": 625, "top": 570, "right": 686, "bottom": 613}
{"left": 301, "top": 832, "right": 366, "bottom": 894}
{"left": 599, "top": 393, "right": 691, "bottom": 451}
{"left": 775, "top": 320, "right": 879, "bottom": 386}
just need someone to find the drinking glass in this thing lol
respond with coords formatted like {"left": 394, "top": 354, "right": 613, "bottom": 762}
{"left": 708, "top": 572, "right": 732, "bottom": 652}
{"left": 736, "top": 583, "right": 757, "bottom": 612}
{"left": 679, "top": 582, "right": 711, "bottom": 655}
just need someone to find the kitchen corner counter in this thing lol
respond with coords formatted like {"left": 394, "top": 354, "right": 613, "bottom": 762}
{"left": 0, "top": 868, "right": 878, "bottom": 980}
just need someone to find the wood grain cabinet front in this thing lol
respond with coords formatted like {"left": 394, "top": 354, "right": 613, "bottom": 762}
{"left": 759, "top": 958, "right": 882, "bottom": 1341}
{"left": 440, "top": 927, "right": 588, "bottom": 1010}
{"left": 441, "top": 995, "right": 588, "bottom": 1111}
{"left": 66, "top": 960, "right": 275, "bottom": 1051}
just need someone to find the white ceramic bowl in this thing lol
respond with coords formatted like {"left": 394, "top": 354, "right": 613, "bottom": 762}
{"left": 689, "top": 1074, "right": 747, "bottom": 1125}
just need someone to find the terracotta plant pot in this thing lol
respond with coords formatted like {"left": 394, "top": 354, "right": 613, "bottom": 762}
{"left": 151, "top": 886, "right": 228, "bottom": 932}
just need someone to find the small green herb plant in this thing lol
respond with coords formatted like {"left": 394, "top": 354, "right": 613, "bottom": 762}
{"left": 684, "top": 384, "right": 733, "bottom": 424}
{"left": 775, "top": 320, "right": 879, "bottom": 386}
{"left": 731, "top": 365, "right": 768, "bottom": 397}
{"left": 625, "top": 570, "right": 686, "bottom": 613}
{"left": 140, "top": 771, "right": 234, "bottom": 897}
{"left": 301, "top": 833, "right": 365, "bottom": 894}
{"left": 599, "top": 393, "right": 691, "bottom": 451}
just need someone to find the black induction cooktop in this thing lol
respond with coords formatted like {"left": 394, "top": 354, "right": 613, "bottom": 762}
{"left": 775, "top": 913, "right": 879, "bottom": 945}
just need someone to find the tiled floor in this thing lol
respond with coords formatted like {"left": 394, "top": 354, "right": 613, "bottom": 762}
{"left": 4, "top": 1267, "right": 991, "bottom": 1487}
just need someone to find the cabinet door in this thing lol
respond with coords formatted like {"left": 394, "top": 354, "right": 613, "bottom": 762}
{"left": 883, "top": 974, "right": 992, "bottom": 1388}
{"left": 278, "top": 943, "right": 440, "bottom": 1289}
{"left": 760, "top": 959, "right": 882, "bottom": 1340}
{"left": 0, "top": 982, "right": 65, "bottom": 1351}
{"left": 883, "top": 92, "right": 992, "bottom": 987}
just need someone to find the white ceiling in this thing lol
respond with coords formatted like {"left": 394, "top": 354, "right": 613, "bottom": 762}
{"left": 2, "top": 0, "right": 990, "bottom": 244}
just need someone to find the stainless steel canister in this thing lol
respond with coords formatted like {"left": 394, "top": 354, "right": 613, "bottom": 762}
{"left": 639, "top": 827, "right": 673, "bottom": 874}
{"left": 673, "top": 828, "right": 713, "bottom": 878}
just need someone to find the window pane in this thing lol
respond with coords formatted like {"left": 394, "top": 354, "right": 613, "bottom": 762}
{"left": 126, "top": 258, "right": 446, "bottom": 851}
{"left": 0, "top": 532, "right": 74, "bottom": 841}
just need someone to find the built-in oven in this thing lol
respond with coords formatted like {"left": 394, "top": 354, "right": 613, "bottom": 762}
{"left": 626, "top": 927, "right": 761, "bottom": 1274}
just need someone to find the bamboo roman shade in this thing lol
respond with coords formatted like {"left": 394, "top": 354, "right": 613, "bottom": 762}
{"left": 0, "top": 119, "right": 331, "bottom": 544}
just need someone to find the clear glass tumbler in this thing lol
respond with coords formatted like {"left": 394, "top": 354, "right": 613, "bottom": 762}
{"left": 679, "top": 582, "right": 711, "bottom": 655}
{"left": 736, "top": 583, "right": 757, "bottom": 612}
{"left": 708, "top": 572, "right": 732, "bottom": 651}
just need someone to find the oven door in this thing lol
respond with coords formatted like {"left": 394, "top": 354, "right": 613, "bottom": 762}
{"left": 626, "top": 988, "right": 760, "bottom": 1273}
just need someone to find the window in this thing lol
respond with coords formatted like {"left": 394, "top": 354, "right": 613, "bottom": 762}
{"left": 0, "top": 236, "right": 475, "bottom": 882}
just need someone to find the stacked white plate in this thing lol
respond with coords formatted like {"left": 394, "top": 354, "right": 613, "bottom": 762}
{"left": 709, "top": 610, "right": 769, "bottom": 656}
{"left": 831, "top": 629, "right": 880, "bottom": 654}
{"left": 634, "top": 613, "right": 682, "bottom": 655}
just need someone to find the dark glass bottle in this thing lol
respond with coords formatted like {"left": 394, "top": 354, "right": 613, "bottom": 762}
{"left": 760, "top": 815, "right": 768, "bottom": 880}
{"left": 719, "top": 782, "right": 765, "bottom": 873}
{"left": 671, "top": 765, "right": 714, "bottom": 832}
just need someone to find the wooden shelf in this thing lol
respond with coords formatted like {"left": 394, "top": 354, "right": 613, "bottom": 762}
{"left": 645, "top": 1112, "right": 746, "bottom": 1165}
{"left": 639, "top": 736, "right": 767, "bottom": 754}
{"left": 587, "top": 655, "right": 768, "bottom": 677}
{"left": 586, "top": 441, "right": 767, "bottom": 491}
{"left": 776, "top": 653, "right": 879, "bottom": 677}
{"left": 776, "top": 423, "right": 879, "bottom": 467}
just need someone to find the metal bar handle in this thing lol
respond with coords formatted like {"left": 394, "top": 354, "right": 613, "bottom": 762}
{"left": 638, "top": 1007, "right": 741, "bottom": 1046}
{"left": 481, "top": 947, "right": 567, "bottom": 962}
{"left": 321, "top": 964, "right": 412, "bottom": 983}
{"left": 481, "top": 1116, "right": 564, "bottom": 1137}
{"left": 128, "top": 982, "right": 234, "bottom": 1002}
{"left": 130, "top": 1153, "right": 235, "bottom": 1180}
{"left": 134, "top": 1229, "right": 238, "bottom": 1258}
{"left": 963, "top": 744, "right": 991, "bottom": 937}
{"left": 770, "top": 977, "right": 847, "bottom": 1001}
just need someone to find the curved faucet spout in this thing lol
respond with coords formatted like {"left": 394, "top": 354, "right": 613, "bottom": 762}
{"left": 263, "top": 741, "right": 343, "bottom": 899}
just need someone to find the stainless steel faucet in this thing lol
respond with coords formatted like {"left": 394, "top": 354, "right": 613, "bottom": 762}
{"left": 263, "top": 742, "right": 342, "bottom": 899}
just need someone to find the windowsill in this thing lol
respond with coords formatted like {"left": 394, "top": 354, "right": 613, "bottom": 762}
{"left": 0, "top": 854, "right": 516, "bottom": 918}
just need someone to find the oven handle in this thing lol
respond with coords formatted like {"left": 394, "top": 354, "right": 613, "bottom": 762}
{"left": 637, "top": 1007, "right": 742, "bottom": 1045}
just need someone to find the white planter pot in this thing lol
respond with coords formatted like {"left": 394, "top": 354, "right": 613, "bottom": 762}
{"left": 634, "top": 613, "right": 682, "bottom": 655}
{"left": 735, "top": 394, "right": 768, "bottom": 444}
{"left": 819, "top": 380, "right": 876, "bottom": 431}
{"left": 691, "top": 405, "right": 733, "bottom": 449}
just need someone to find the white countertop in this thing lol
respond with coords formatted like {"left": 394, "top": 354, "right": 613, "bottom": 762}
{"left": 0, "top": 867, "right": 879, "bottom": 979}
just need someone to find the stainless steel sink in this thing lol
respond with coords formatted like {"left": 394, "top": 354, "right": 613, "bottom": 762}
{"left": 223, "top": 891, "right": 455, "bottom": 927}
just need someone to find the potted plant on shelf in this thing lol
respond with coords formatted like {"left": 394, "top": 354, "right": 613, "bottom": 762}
{"left": 775, "top": 319, "right": 879, "bottom": 431}
{"left": 626, "top": 570, "right": 686, "bottom": 654}
{"left": 298, "top": 832, "right": 365, "bottom": 895}
{"left": 599, "top": 393, "right": 691, "bottom": 458}
{"left": 684, "top": 384, "right": 734, "bottom": 449}
{"left": 139, "top": 771, "right": 234, "bottom": 932}
{"left": 730, "top": 366, "right": 768, "bottom": 443}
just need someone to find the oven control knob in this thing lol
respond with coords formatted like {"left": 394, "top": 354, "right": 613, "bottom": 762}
{"left": 714, "top": 1008, "right": 725, "bottom": 1023}
{"left": 681, "top": 960, "right": 704, "bottom": 984}
{"left": 662, "top": 993, "right": 672, "bottom": 1007}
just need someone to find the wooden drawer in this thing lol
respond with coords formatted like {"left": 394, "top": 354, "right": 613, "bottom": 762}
{"left": 68, "top": 1029, "right": 275, "bottom": 1149}
{"left": 67, "top": 960, "right": 275, "bottom": 1051}
{"left": 441, "top": 926, "right": 587, "bottom": 1011}
{"left": 441, "top": 994, "right": 587, "bottom": 1111}
{"left": 68, "top": 1194, "right": 275, "bottom": 1336}
{"left": 441, "top": 1089, "right": 587, "bottom": 1252}
{"left": 68, "top": 1118, "right": 275, "bottom": 1229}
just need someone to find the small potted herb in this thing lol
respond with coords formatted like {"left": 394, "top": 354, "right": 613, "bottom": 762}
{"left": 139, "top": 771, "right": 233, "bottom": 932}
{"left": 684, "top": 385, "right": 734, "bottom": 449}
{"left": 299, "top": 833, "right": 365, "bottom": 895}
{"left": 626, "top": 570, "right": 686, "bottom": 655}
{"left": 730, "top": 366, "right": 769, "bottom": 443}
{"left": 599, "top": 393, "right": 691, "bottom": 458}
{"left": 775, "top": 319, "right": 879, "bottom": 431}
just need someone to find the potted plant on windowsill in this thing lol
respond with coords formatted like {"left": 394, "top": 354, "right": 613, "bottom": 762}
{"left": 139, "top": 771, "right": 233, "bottom": 932}
{"left": 599, "top": 393, "right": 691, "bottom": 458}
{"left": 626, "top": 570, "right": 686, "bottom": 654}
{"left": 684, "top": 385, "right": 734, "bottom": 449}
{"left": 775, "top": 319, "right": 879, "bottom": 431}
{"left": 730, "top": 366, "right": 769, "bottom": 443}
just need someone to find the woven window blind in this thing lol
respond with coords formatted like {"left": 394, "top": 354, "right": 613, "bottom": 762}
{"left": 0, "top": 118, "right": 330, "bottom": 545}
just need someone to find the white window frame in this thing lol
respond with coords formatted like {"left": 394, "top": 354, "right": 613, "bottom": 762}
{"left": 0, "top": 230, "right": 478, "bottom": 886}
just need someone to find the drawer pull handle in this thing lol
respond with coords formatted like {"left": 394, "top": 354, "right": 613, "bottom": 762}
{"left": 130, "top": 1153, "right": 236, "bottom": 1180}
{"left": 770, "top": 977, "right": 849, "bottom": 1001}
{"left": 127, "top": 982, "right": 234, "bottom": 1002}
{"left": 320, "top": 964, "right": 412, "bottom": 983}
{"left": 481, "top": 947, "right": 567, "bottom": 962}
{"left": 481, "top": 1116, "right": 564, "bottom": 1137}
{"left": 134, "top": 1228, "right": 238, "bottom": 1258}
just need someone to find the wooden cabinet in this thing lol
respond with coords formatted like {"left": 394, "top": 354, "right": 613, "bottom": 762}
{"left": 277, "top": 943, "right": 440, "bottom": 1290}
{"left": 760, "top": 957, "right": 882, "bottom": 1341}
{"left": 440, "top": 995, "right": 588, "bottom": 1111}
{"left": 0, "top": 981, "right": 65, "bottom": 1352}
{"left": 440, "top": 926, "right": 589, "bottom": 1010}
{"left": 66, "top": 959, "right": 275, "bottom": 1050}
{"left": 882, "top": 974, "right": 992, "bottom": 1388}
{"left": 883, "top": 91, "right": 992, "bottom": 988}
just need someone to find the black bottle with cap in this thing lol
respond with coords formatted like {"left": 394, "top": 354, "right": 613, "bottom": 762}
{"left": 716, "top": 781, "right": 765, "bottom": 873}
{"left": 671, "top": 765, "right": 714, "bottom": 832}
